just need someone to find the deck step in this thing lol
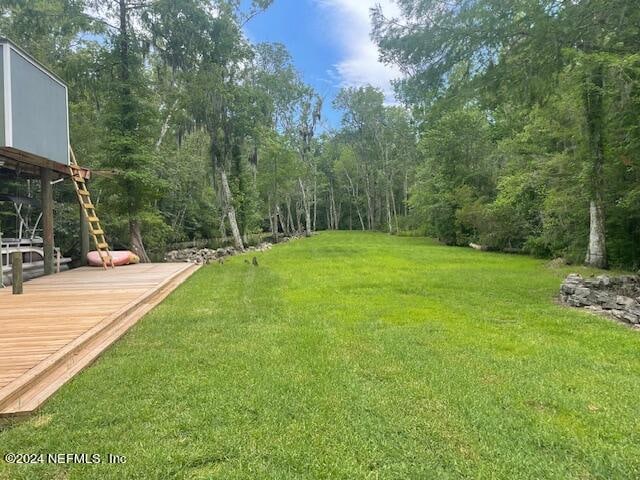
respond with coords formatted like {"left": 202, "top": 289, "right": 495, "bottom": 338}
{"left": 0, "top": 263, "right": 200, "bottom": 416}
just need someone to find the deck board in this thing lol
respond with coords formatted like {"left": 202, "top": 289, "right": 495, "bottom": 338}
{"left": 0, "top": 263, "right": 198, "bottom": 411}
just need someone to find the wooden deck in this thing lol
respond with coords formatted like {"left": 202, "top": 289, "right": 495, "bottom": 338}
{"left": 0, "top": 262, "right": 199, "bottom": 416}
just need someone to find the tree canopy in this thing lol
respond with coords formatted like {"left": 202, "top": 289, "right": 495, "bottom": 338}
{"left": 0, "top": 0, "right": 638, "bottom": 269}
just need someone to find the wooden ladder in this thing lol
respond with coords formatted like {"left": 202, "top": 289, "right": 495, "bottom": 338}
{"left": 69, "top": 148, "right": 113, "bottom": 269}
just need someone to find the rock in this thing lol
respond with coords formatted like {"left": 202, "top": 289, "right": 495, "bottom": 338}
{"left": 626, "top": 313, "right": 640, "bottom": 324}
{"left": 574, "top": 287, "right": 591, "bottom": 298}
{"left": 568, "top": 296, "right": 590, "bottom": 307}
{"left": 611, "top": 310, "right": 626, "bottom": 320}
{"left": 565, "top": 273, "right": 583, "bottom": 283}
{"left": 616, "top": 295, "right": 637, "bottom": 308}
{"left": 560, "top": 273, "right": 640, "bottom": 326}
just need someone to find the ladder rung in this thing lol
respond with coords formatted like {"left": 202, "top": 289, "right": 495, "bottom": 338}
{"left": 69, "top": 148, "right": 111, "bottom": 264}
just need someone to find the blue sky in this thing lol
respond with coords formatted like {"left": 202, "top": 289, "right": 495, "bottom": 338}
{"left": 243, "top": 0, "right": 401, "bottom": 129}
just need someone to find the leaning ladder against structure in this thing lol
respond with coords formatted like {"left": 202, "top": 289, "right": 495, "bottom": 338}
{"left": 69, "top": 148, "right": 113, "bottom": 268}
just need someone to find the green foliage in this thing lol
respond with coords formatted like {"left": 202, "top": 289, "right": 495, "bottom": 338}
{"left": 410, "top": 108, "right": 495, "bottom": 245}
{"left": 156, "top": 131, "right": 217, "bottom": 244}
{"left": 374, "top": 0, "right": 640, "bottom": 269}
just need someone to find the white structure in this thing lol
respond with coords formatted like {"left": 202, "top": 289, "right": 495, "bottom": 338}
{"left": 0, "top": 37, "right": 69, "bottom": 165}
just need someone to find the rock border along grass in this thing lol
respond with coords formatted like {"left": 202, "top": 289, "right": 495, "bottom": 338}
{"left": 560, "top": 273, "right": 640, "bottom": 326}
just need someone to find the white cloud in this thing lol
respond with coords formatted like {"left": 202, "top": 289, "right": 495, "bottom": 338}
{"left": 315, "top": 0, "right": 402, "bottom": 103}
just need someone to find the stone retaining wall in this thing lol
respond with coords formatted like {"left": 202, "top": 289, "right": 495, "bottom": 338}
{"left": 560, "top": 273, "right": 640, "bottom": 325}
{"left": 165, "top": 242, "right": 272, "bottom": 264}
{"left": 163, "top": 235, "right": 303, "bottom": 264}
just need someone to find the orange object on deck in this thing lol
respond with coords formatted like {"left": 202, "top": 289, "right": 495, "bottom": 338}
{"left": 87, "top": 250, "right": 139, "bottom": 267}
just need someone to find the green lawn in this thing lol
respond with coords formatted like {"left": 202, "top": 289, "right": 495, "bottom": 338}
{"left": 1, "top": 231, "right": 640, "bottom": 479}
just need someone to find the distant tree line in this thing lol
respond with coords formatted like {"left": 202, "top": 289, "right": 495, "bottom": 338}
{"left": 0, "top": 0, "right": 638, "bottom": 270}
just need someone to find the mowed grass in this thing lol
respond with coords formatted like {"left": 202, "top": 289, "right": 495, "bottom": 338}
{"left": 1, "top": 231, "right": 640, "bottom": 479}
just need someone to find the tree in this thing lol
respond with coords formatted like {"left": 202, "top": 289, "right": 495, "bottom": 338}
{"left": 410, "top": 107, "right": 495, "bottom": 245}
{"left": 95, "top": 0, "right": 166, "bottom": 262}
{"left": 291, "top": 88, "right": 322, "bottom": 237}
{"left": 373, "top": 0, "right": 640, "bottom": 268}
{"left": 334, "top": 86, "right": 418, "bottom": 233}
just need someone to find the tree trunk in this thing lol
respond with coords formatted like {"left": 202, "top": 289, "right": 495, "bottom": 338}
{"left": 365, "top": 177, "right": 373, "bottom": 230}
{"left": 345, "top": 172, "right": 365, "bottom": 231}
{"left": 385, "top": 192, "right": 392, "bottom": 234}
{"left": 583, "top": 63, "right": 608, "bottom": 269}
{"left": 130, "top": 218, "right": 150, "bottom": 263}
{"left": 313, "top": 176, "right": 317, "bottom": 231}
{"left": 155, "top": 98, "right": 178, "bottom": 151}
{"left": 286, "top": 200, "right": 294, "bottom": 235}
{"left": 404, "top": 171, "right": 409, "bottom": 216}
{"left": 268, "top": 198, "right": 276, "bottom": 241}
{"left": 273, "top": 152, "right": 279, "bottom": 241}
{"left": 295, "top": 202, "right": 302, "bottom": 233}
{"left": 219, "top": 213, "right": 227, "bottom": 239}
{"left": 299, "top": 177, "right": 312, "bottom": 236}
{"left": 277, "top": 205, "right": 287, "bottom": 236}
{"left": 220, "top": 169, "right": 244, "bottom": 251}
{"left": 585, "top": 200, "right": 607, "bottom": 268}
{"left": 391, "top": 187, "right": 399, "bottom": 234}
{"left": 331, "top": 184, "right": 340, "bottom": 229}
{"left": 329, "top": 184, "right": 335, "bottom": 229}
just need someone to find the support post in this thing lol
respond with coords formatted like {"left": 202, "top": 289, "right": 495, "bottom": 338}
{"left": 12, "top": 251, "right": 23, "bottom": 294}
{"left": 0, "top": 230, "right": 4, "bottom": 288}
{"left": 80, "top": 200, "right": 90, "bottom": 266}
{"left": 40, "top": 167, "right": 54, "bottom": 275}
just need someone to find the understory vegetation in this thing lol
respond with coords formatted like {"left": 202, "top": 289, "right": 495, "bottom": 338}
{"left": 1, "top": 232, "right": 639, "bottom": 479}
{"left": 0, "top": 1, "right": 638, "bottom": 268}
